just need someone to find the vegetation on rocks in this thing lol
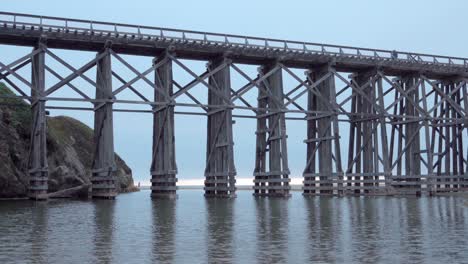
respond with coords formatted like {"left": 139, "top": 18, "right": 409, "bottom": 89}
{"left": 0, "top": 83, "right": 136, "bottom": 198}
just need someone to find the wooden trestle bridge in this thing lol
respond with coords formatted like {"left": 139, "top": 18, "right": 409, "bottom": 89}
{"left": 0, "top": 12, "right": 466, "bottom": 199}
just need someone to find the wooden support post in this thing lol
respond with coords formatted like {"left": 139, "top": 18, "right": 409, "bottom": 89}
{"left": 347, "top": 77, "right": 361, "bottom": 194}
{"left": 303, "top": 65, "right": 339, "bottom": 195}
{"left": 331, "top": 72, "right": 343, "bottom": 195}
{"left": 444, "top": 82, "right": 451, "bottom": 190}
{"left": 354, "top": 77, "right": 364, "bottom": 194}
{"left": 253, "top": 63, "right": 290, "bottom": 197}
{"left": 377, "top": 77, "right": 391, "bottom": 193}
{"left": 420, "top": 80, "right": 434, "bottom": 193}
{"left": 303, "top": 70, "right": 318, "bottom": 195}
{"left": 451, "top": 80, "right": 465, "bottom": 191}
{"left": 397, "top": 81, "right": 404, "bottom": 180}
{"left": 404, "top": 76, "right": 422, "bottom": 194}
{"left": 204, "top": 57, "right": 236, "bottom": 198}
{"left": 317, "top": 67, "right": 333, "bottom": 195}
{"left": 254, "top": 71, "right": 268, "bottom": 196}
{"left": 345, "top": 70, "right": 389, "bottom": 195}
{"left": 28, "top": 44, "right": 48, "bottom": 200}
{"left": 359, "top": 72, "right": 375, "bottom": 194}
{"left": 92, "top": 48, "right": 116, "bottom": 199}
{"left": 462, "top": 83, "right": 468, "bottom": 190}
{"left": 151, "top": 54, "right": 178, "bottom": 198}
{"left": 347, "top": 71, "right": 374, "bottom": 194}
{"left": 457, "top": 83, "right": 463, "bottom": 189}
{"left": 434, "top": 84, "right": 444, "bottom": 190}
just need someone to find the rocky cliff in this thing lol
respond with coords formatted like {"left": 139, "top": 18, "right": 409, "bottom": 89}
{"left": 0, "top": 83, "right": 136, "bottom": 198}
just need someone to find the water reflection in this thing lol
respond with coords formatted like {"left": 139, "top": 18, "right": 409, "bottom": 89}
{"left": 30, "top": 202, "right": 48, "bottom": 264}
{"left": 92, "top": 200, "right": 115, "bottom": 264}
{"left": 347, "top": 198, "right": 391, "bottom": 263}
{"left": 424, "top": 197, "right": 467, "bottom": 261}
{"left": 304, "top": 197, "right": 339, "bottom": 263}
{"left": 302, "top": 197, "right": 468, "bottom": 264}
{"left": 255, "top": 198, "right": 288, "bottom": 264}
{"left": 151, "top": 199, "right": 176, "bottom": 263}
{"left": 0, "top": 191, "right": 467, "bottom": 264}
{"left": 205, "top": 198, "right": 235, "bottom": 264}
{"left": 400, "top": 199, "right": 424, "bottom": 263}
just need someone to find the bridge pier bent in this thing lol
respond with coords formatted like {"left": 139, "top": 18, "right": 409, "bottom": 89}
{"left": 28, "top": 44, "right": 48, "bottom": 200}
{"left": 204, "top": 57, "right": 237, "bottom": 198}
{"left": 253, "top": 64, "right": 291, "bottom": 197}
{"left": 349, "top": 70, "right": 384, "bottom": 195}
{"left": 404, "top": 75, "right": 422, "bottom": 194}
{"left": 303, "top": 65, "right": 342, "bottom": 196}
{"left": 387, "top": 75, "right": 423, "bottom": 195}
{"left": 151, "top": 54, "right": 178, "bottom": 199}
{"left": 91, "top": 48, "right": 117, "bottom": 199}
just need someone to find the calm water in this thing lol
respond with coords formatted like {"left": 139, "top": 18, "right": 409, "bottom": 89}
{"left": 0, "top": 190, "right": 467, "bottom": 264}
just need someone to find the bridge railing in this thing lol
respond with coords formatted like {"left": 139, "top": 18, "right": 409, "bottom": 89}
{"left": 0, "top": 11, "right": 467, "bottom": 68}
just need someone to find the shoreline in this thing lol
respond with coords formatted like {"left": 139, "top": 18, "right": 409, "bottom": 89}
{"left": 137, "top": 185, "right": 304, "bottom": 191}
{"left": 2, "top": 186, "right": 468, "bottom": 201}
{"left": 0, "top": 185, "right": 141, "bottom": 201}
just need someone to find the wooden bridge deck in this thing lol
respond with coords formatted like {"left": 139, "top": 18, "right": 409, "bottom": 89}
{"left": 0, "top": 12, "right": 467, "bottom": 78}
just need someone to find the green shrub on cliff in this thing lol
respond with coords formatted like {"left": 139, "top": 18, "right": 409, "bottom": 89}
{"left": 0, "top": 83, "right": 135, "bottom": 198}
{"left": 0, "top": 82, "right": 31, "bottom": 129}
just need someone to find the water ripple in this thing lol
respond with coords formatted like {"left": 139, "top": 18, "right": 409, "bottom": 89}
{"left": 0, "top": 191, "right": 467, "bottom": 264}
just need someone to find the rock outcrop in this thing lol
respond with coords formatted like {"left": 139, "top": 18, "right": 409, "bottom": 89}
{"left": 0, "top": 83, "right": 136, "bottom": 198}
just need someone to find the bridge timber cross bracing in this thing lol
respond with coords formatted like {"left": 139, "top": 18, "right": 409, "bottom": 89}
{"left": 0, "top": 11, "right": 466, "bottom": 199}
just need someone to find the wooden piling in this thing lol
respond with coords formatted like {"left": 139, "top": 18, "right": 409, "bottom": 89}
{"left": 151, "top": 54, "right": 178, "bottom": 199}
{"left": 204, "top": 57, "right": 236, "bottom": 198}
{"left": 91, "top": 48, "right": 117, "bottom": 199}
{"left": 303, "top": 65, "right": 342, "bottom": 195}
{"left": 28, "top": 44, "right": 48, "bottom": 200}
{"left": 253, "top": 64, "right": 290, "bottom": 197}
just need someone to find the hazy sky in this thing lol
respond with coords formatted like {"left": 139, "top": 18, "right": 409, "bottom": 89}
{"left": 1, "top": 0, "right": 467, "bottom": 184}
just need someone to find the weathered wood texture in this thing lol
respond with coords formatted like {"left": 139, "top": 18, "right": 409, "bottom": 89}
{"left": 204, "top": 57, "right": 237, "bottom": 197}
{"left": 346, "top": 71, "right": 388, "bottom": 195}
{"left": 28, "top": 45, "right": 48, "bottom": 200}
{"left": 151, "top": 55, "right": 178, "bottom": 198}
{"left": 0, "top": 12, "right": 466, "bottom": 198}
{"left": 0, "top": 11, "right": 466, "bottom": 78}
{"left": 303, "top": 65, "right": 342, "bottom": 195}
{"left": 91, "top": 49, "right": 117, "bottom": 199}
{"left": 402, "top": 76, "right": 422, "bottom": 194}
{"left": 430, "top": 80, "right": 467, "bottom": 193}
{"left": 253, "top": 64, "right": 291, "bottom": 197}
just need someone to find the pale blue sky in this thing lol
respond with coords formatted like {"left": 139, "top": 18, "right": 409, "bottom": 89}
{"left": 1, "top": 0, "right": 467, "bottom": 183}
